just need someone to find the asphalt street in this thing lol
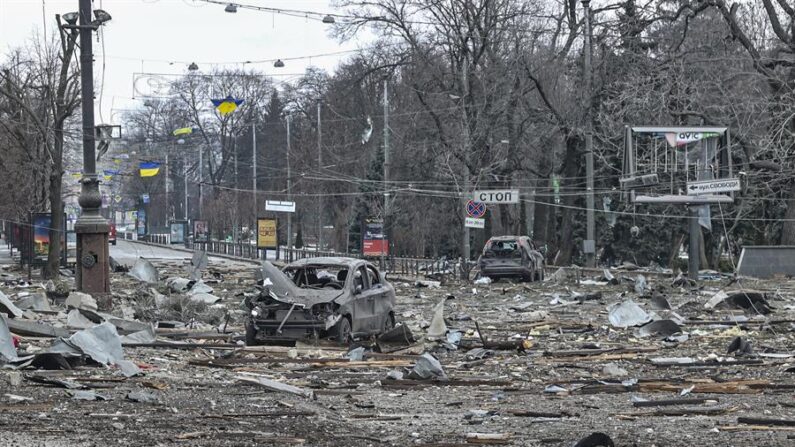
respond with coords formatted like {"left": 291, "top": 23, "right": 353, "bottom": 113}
{"left": 110, "top": 240, "right": 257, "bottom": 269}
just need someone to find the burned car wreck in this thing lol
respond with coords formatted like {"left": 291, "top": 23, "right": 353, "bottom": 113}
{"left": 245, "top": 257, "right": 396, "bottom": 344}
{"left": 477, "top": 236, "right": 546, "bottom": 282}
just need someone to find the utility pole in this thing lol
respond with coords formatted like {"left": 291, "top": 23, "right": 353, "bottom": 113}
{"left": 252, "top": 122, "right": 257, "bottom": 224}
{"left": 582, "top": 0, "right": 596, "bottom": 268}
{"left": 74, "top": 2, "right": 111, "bottom": 296}
{"left": 382, "top": 80, "right": 390, "bottom": 271}
{"left": 317, "top": 102, "right": 323, "bottom": 252}
{"left": 286, "top": 116, "right": 293, "bottom": 258}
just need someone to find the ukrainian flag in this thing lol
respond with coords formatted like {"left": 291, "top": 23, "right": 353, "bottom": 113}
{"left": 172, "top": 127, "right": 194, "bottom": 136}
{"left": 139, "top": 162, "right": 160, "bottom": 177}
{"left": 211, "top": 95, "right": 244, "bottom": 116}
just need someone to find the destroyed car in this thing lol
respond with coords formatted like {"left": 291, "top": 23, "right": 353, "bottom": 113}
{"left": 245, "top": 257, "right": 396, "bottom": 344}
{"left": 477, "top": 236, "right": 545, "bottom": 282}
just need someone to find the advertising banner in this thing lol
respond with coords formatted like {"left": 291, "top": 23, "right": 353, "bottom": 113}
{"left": 194, "top": 220, "right": 208, "bottom": 242}
{"left": 257, "top": 218, "right": 278, "bottom": 249}
{"left": 362, "top": 218, "right": 388, "bottom": 257}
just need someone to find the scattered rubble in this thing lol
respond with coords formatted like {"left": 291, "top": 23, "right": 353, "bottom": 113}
{"left": 0, "top": 250, "right": 794, "bottom": 445}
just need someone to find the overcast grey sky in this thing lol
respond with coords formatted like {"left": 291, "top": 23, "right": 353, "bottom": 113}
{"left": 0, "top": 0, "right": 365, "bottom": 123}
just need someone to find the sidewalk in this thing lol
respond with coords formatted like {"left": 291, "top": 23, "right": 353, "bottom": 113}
{"left": 0, "top": 239, "right": 15, "bottom": 265}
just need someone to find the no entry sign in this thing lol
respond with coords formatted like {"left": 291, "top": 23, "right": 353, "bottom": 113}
{"left": 466, "top": 200, "right": 486, "bottom": 218}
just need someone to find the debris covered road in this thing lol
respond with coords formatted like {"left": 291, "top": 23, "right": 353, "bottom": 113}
{"left": 2, "top": 242, "right": 795, "bottom": 446}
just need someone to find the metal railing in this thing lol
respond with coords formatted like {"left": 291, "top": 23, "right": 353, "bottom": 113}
{"left": 126, "top": 233, "right": 451, "bottom": 278}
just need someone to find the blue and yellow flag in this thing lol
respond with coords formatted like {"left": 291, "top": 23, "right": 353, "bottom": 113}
{"left": 173, "top": 127, "right": 194, "bottom": 136}
{"left": 139, "top": 162, "right": 160, "bottom": 177}
{"left": 211, "top": 96, "right": 244, "bottom": 116}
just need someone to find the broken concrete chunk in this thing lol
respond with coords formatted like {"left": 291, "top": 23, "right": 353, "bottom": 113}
{"left": 0, "top": 291, "right": 23, "bottom": 319}
{"left": 607, "top": 301, "right": 651, "bottom": 328}
{"left": 602, "top": 363, "right": 628, "bottom": 377}
{"left": 65, "top": 292, "right": 98, "bottom": 312}
{"left": 386, "top": 370, "right": 404, "bottom": 380}
{"left": 129, "top": 258, "right": 159, "bottom": 283}
{"left": 408, "top": 353, "right": 446, "bottom": 380}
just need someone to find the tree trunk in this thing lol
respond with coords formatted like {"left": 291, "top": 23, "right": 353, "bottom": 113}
{"left": 556, "top": 136, "right": 581, "bottom": 265}
{"left": 45, "top": 168, "right": 63, "bottom": 279}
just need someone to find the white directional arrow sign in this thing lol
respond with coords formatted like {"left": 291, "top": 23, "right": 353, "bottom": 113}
{"left": 686, "top": 178, "right": 740, "bottom": 195}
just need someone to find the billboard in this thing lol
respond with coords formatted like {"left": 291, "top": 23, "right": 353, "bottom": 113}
{"left": 31, "top": 213, "right": 66, "bottom": 266}
{"left": 194, "top": 220, "right": 208, "bottom": 242}
{"left": 257, "top": 218, "right": 278, "bottom": 249}
{"left": 362, "top": 218, "right": 388, "bottom": 257}
{"left": 137, "top": 209, "right": 147, "bottom": 236}
{"left": 170, "top": 221, "right": 186, "bottom": 244}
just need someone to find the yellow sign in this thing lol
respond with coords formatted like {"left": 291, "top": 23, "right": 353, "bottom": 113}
{"left": 257, "top": 218, "right": 277, "bottom": 249}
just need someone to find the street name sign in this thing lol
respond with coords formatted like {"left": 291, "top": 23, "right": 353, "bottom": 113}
{"left": 686, "top": 178, "right": 740, "bottom": 195}
{"left": 265, "top": 200, "right": 296, "bottom": 212}
{"left": 473, "top": 189, "right": 519, "bottom": 204}
{"left": 465, "top": 217, "right": 485, "bottom": 229}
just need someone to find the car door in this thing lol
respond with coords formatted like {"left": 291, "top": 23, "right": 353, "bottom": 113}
{"left": 366, "top": 265, "right": 391, "bottom": 330}
{"left": 351, "top": 265, "right": 376, "bottom": 333}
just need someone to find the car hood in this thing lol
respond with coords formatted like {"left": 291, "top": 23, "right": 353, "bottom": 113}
{"left": 259, "top": 262, "right": 344, "bottom": 306}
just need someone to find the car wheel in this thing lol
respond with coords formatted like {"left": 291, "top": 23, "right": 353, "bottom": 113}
{"left": 111, "top": 241, "right": 116, "bottom": 246}
{"left": 334, "top": 316, "right": 352, "bottom": 344}
{"left": 245, "top": 320, "right": 258, "bottom": 346}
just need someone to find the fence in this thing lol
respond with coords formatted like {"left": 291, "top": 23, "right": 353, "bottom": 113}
{"left": 125, "top": 232, "right": 453, "bottom": 277}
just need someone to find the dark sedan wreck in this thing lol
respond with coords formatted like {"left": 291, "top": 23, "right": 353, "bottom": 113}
{"left": 245, "top": 257, "right": 396, "bottom": 344}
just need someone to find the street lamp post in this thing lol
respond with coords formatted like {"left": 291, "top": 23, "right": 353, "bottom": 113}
{"left": 70, "top": 2, "right": 112, "bottom": 297}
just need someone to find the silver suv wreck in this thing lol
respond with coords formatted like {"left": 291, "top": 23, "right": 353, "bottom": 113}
{"left": 477, "top": 236, "right": 545, "bottom": 282}
{"left": 245, "top": 257, "right": 396, "bottom": 344}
